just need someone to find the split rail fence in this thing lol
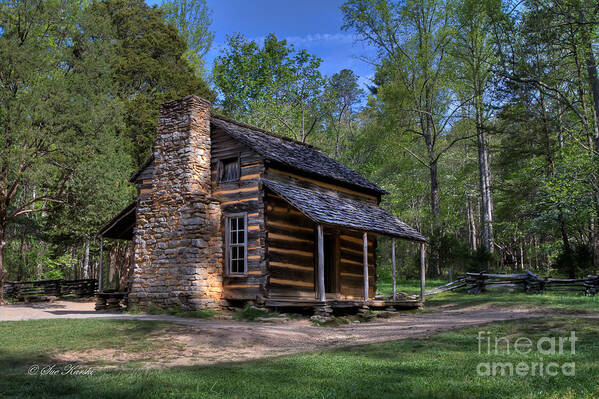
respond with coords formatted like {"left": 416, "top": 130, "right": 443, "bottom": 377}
{"left": 426, "top": 270, "right": 599, "bottom": 296}
{"left": 4, "top": 279, "right": 98, "bottom": 299}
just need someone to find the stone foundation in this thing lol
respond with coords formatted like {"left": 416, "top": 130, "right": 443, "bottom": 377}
{"left": 128, "top": 96, "right": 225, "bottom": 310}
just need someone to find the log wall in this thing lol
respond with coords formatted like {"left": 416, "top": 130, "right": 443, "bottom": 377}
{"left": 211, "top": 127, "right": 267, "bottom": 300}
{"left": 265, "top": 193, "right": 316, "bottom": 298}
{"left": 338, "top": 231, "right": 376, "bottom": 299}
{"left": 265, "top": 166, "right": 378, "bottom": 300}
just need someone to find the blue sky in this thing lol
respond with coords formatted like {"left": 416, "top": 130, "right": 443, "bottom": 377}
{"left": 146, "top": 0, "right": 377, "bottom": 90}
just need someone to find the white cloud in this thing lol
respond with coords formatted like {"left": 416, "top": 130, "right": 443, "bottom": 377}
{"left": 284, "top": 33, "right": 357, "bottom": 46}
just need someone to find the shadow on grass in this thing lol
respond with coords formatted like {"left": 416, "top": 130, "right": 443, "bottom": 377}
{"left": 0, "top": 319, "right": 167, "bottom": 371}
{"left": 425, "top": 290, "right": 599, "bottom": 313}
{"left": 1, "top": 318, "right": 598, "bottom": 399}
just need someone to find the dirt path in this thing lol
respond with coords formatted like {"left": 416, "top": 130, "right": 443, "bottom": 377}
{"left": 2, "top": 300, "right": 597, "bottom": 368}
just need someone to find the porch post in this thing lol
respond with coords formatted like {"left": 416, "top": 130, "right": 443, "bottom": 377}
{"left": 363, "top": 232, "right": 369, "bottom": 301}
{"left": 317, "top": 225, "right": 325, "bottom": 302}
{"left": 420, "top": 242, "right": 426, "bottom": 302}
{"left": 98, "top": 236, "right": 104, "bottom": 294}
{"left": 392, "top": 237, "right": 396, "bottom": 301}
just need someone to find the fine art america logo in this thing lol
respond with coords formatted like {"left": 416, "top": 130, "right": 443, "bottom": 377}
{"left": 476, "top": 331, "right": 577, "bottom": 377}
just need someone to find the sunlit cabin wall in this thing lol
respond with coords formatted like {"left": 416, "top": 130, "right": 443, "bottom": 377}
{"left": 264, "top": 192, "right": 316, "bottom": 297}
{"left": 210, "top": 127, "right": 267, "bottom": 301}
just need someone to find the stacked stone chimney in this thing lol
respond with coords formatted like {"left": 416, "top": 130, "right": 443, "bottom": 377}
{"left": 129, "top": 96, "right": 224, "bottom": 310}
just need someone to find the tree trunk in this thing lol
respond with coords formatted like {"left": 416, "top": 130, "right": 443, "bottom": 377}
{"left": 429, "top": 160, "right": 441, "bottom": 226}
{"left": 519, "top": 242, "right": 524, "bottom": 270}
{"left": 334, "top": 129, "right": 340, "bottom": 160}
{"left": 429, "top": 159, "right": 441, "bottom": 277}
{"left": 0, "top": 226, "right": 5, "bottom": 305}
{"left": 83, "top": 238, "right": 90, "bottom": 279}
{"left": 467, "top": 194, "right": 477, "bottom": 253}
{"left": 475, "top": 98, "right": 494, "bottom": 253}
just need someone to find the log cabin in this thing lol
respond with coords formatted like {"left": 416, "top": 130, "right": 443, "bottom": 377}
{"left": 98, "top": 95, "right": 427, "bottom": 313}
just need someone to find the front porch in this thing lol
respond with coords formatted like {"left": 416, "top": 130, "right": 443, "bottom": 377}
{"left": 262, "top": 179, "right": 428, "bottom": 314}
{"left": 264, "top": 297, "right": 422, "bottom": 311}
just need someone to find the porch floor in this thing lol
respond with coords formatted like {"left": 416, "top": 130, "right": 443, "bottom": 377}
{"left": 264, "top": 298, "right": 422, "bottom": 310}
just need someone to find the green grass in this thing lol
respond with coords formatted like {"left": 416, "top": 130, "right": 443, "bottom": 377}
{"left": 0, "top": 319, "right": 168, "bottom": 371}
{"left": 378, "top": 279, "right": 599, "bottom": 313}
{"left": 127, "top": 304, "right": 219, "bottom": 319}
{"left": 377, "top": 278, "right": 449, "bottom": 296}
{"left": 425, "top": 291, "right": 599, "bottom": 313}
{"left": 232, "top": 304, "right": 280, "bottom": 321}
{"left": 161, "top": 306, "right": 218, "bottom": 319}
{"left": 1, "top": 317, "right": 598, "bottom": 398}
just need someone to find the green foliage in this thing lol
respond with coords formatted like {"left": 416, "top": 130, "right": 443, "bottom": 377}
{"left": 213, "top": 33, "right": 324, "bottom": 142}
{"left": 0, "top": 0, "right": 214, "bottom": 289}
{"left": 91, "top": 0, "right": 215, "bottom": 165}
{"left": 554, "top": 243, "right": 595, "bottom": 278}
{"left": 467, "top": 248, "right": 496, "bottom": 273}
{"left": 318, "top": 69, "right": 364, "bottom": 159}
{"left": 161, "top": 0, "right": 214, "bottom": 76}
{"left": 0, "top": 0, "right": 133, "bottom": 285}
{"left": 41, "top": 254, "right": 78, "bottom": 280}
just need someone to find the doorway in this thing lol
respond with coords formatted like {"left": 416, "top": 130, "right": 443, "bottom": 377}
{"left": 323, "top": 234, "right": 337, "bottom": 293}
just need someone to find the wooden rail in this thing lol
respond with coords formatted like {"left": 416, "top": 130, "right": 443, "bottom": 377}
{"left": 426, "top": 270, "right": 599, "bottom": 296}
{"left": 4, "top": 279, "right": 98, "bottom": 299}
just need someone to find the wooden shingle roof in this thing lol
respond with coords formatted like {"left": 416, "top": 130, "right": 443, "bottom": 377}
{"left": 262, "top": 179, "right": 426, "bottom": 242}
{"left": 211, "top": 116, "right": 387, "bottom": 195}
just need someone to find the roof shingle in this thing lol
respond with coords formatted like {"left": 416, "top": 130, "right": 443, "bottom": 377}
{"left": 211, "top": 116, "right": 387, "bottom": 194}
{"left": 262, "top": 178, "right": 426, "bottom": 242}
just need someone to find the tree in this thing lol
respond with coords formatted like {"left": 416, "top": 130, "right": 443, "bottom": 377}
{"left": 161, "top": 0, "right": 214, "bottom": 76}
{"left": 213, "top": 33, "right": 325, "bottom": 142}
{"left": 322, "top": 69, "right": 364, "bottom": 159}
{"left": 92, "top": 0, "right": 214, "bottom": 165}
{"left": 342, "top": 0, "right": 473, "bottom": 274}
{"left": 452, "top": 0, "right": 500, "bottom": 254}
{"left": 490, "top": 0, "right": 599, "bottom": 274}
{"left": 0, "top": 0, "right": 129, "bottom": 302}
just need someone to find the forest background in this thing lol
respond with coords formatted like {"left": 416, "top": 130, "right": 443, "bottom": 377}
{"left": 1, "top": 0, "right": 598, "bottom": 299}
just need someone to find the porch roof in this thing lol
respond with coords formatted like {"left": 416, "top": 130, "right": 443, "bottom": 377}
{"left": 262, "top": 179, "right": 427, "bottom": 242}
{"left": 97, "top": 201, "right": 136, "bottom": 240}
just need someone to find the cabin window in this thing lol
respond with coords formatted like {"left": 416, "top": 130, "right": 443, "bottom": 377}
{"left": 218, "top": 156, "right": 240, "bottom": 182}
{"left": 225, "top": 213, "right": 247, "bottom": 275}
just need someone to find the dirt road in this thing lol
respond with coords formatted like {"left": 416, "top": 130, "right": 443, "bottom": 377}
{"left": 2, "top": 300, "right": 596, "bottom": 368}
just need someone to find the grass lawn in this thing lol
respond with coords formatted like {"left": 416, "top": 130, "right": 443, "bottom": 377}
{"left": 1, "top": 316, "right": 598, "bottom": 398}
{"left": 378, "top": 278, "right": 599, "bottom": 313}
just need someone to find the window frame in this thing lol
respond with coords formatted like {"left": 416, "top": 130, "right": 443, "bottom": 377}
{"left": 224, "top": 212, "right": 248, "bottom": 276}
{"left": 217, "top": 154, "right": 241, "bottom": 183}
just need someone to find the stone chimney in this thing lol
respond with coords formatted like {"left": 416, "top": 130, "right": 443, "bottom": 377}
{"left": 130, "top": 96, "right": 224, "bottom": 310}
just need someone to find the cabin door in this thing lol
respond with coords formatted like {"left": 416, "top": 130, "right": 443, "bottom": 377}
{"left": 323, "top": 234, "right": 337, "bottom": 294}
